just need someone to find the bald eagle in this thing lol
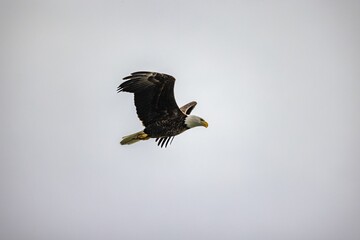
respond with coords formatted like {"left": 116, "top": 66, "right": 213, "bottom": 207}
{"left": 117, "top": 71, "right": 208, "bottom": 148}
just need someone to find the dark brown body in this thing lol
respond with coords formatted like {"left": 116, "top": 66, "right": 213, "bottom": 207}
{"left": 144, "top": 114, "right": 188, "bottom": 138}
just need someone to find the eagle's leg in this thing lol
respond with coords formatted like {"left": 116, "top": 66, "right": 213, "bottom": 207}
{"left": 137, "top": 132, "right": 150, "bottom": 140}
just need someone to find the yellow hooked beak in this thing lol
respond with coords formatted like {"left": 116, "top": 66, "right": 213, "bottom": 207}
{"left": 201, "top": 120, "right": 209, "bottom": 128}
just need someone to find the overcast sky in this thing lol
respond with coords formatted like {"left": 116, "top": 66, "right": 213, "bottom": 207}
{"left": 1, "top": 1, "right": 360, "bottom": 239}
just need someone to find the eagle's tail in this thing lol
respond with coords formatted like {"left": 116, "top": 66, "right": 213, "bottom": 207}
{"left": 120, "top": 131, "right": 150, "bottom": 145}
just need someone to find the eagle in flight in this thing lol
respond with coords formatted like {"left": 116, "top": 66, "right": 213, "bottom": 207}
{"left": 117, "top": 71, "right": 208, "bottom": 148}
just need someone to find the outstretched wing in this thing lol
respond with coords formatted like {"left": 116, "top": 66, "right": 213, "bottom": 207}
{"left": 155, "top": 136, "right": 175, "bottom": 148}
{"left": 179, "top": 101, "right": 197, "bottom": 115}
{"left": 118, "top": 71, "right": 184, "bottom": 126}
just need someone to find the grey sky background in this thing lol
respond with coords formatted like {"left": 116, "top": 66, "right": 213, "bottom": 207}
{"left": 1, "top": 0, "right": 360, "bottom": 239}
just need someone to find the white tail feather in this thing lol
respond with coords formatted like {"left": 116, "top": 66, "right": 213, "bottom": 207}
{"left": 120, "top": 131, "right": 144, "bottom": 145}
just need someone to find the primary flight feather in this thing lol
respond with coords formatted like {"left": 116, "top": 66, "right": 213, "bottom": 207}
{"left": 118, "top": 71, "right": 208, "bottom": 148}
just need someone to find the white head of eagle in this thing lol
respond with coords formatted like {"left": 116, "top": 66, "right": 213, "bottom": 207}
{"left": 185, "top": 115, "right": 209, "bottom": 129}
{"left": 118, "top": 71, "right": 208, "bottom": 148}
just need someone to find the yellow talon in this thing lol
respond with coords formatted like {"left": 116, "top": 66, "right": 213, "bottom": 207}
{"left": 138, "top": 133, "right": 150, "bottom": 140}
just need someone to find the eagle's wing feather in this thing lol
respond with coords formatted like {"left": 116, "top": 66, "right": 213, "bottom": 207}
{"left": 179, "top": 101, "right": 197, "bottom": 115}
{"left": 155, "top": 136, "right": 175, "bottom": 148}
{"left": 118, "top": 71, "right": 184, "bottom": 126}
